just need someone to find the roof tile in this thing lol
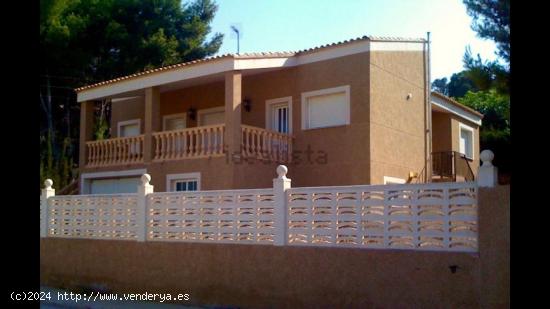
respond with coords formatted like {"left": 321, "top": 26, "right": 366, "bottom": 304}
{"left": 75, "top": 35, "right": 426, "bottom": 92}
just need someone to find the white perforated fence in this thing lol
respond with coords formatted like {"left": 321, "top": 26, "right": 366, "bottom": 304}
{"left": 46, "top": 194, "right": 139, "bottom": 240}
{"left": 286, "top": 182, "right": 478, "bottom": 252}
{"left": 40, "top": 167, "right": 478, "bottom": 252}
{"left": 147, "top": 189, "right": 276, "bottom": 244}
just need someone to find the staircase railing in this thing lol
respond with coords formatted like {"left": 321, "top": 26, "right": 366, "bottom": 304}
{"left": 57, "top": 178, "right": 79, "bottom": 195}
{"left": 455, "top": 152, "right": 475, "bottom": 182}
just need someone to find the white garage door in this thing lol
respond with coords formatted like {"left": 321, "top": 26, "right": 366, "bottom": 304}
{"left": 90, "top": 177, "right": 141, "bottom": 194}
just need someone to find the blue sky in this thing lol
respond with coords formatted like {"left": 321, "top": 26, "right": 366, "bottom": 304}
{"left": 208, "top": 0, "right": 499, "bottom": 81}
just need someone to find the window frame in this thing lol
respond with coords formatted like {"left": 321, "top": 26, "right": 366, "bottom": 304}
{"left": 265, "top": 96, "right": 293, "bottom": 134}
{"left": 458, "top": 122, "right": 475, "bottom": 160}
{"left": 301, "top": 85, "right": 350, "bottom": 130}
{"left": 117, "top": 119, "right": 141, "bottom": 137}
{"left": 166, "top": 172, "right": 201, "bottom": 192}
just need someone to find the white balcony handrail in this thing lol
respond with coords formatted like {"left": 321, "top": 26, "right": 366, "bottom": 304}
{"left": 153, "top": 124, "right": 225, "bottom": 161}
{"left": 86, "top": 135, "right": 144, "bottom": 167}
{"left": 241, "top": 125, "right": 293, "bottom": 163}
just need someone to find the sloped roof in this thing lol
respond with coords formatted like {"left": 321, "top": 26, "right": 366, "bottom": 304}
{"left": 431, "top": 91, "right": 484, "bottom": 118}
{"left": 75, "top": 35, "right": 425, "bottom": 92}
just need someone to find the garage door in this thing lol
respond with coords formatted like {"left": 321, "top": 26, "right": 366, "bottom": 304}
{"left": 90, "top": 177, "right": 141, "bottom": 194}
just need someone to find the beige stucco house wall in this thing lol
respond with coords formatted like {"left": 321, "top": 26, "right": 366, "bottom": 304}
{"left": 75, "top": 36, "right": 482, "bottom": 193}
{"left": 369, "top": 49, "right": 427, "bottom": 184}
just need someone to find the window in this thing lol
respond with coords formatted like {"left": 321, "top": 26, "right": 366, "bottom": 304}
{"left": 459, "top": 123, "right": 474, "bottom": 159}
{"left": 301, "top": 85, "right": 350, "bottom": 130}
{"left": 163, "top": 113, "right": 187, "bottom": 131}
{"left": 383, "top": 176, "right": 406, "bottom": 185}
{"left": 117, "top": 119, "right": 141, "bottom": 137}
{"left": 174, "top": 180, "right": 198, "bottom": 192}
{"left": 166, "top": 173, "right": 201, "bottom": 192}
{"left": 266, "top": 97, "right": 292, "bottom": 134}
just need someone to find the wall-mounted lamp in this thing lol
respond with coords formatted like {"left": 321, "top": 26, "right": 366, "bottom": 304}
{"left": 406, "top": 93, "right": 413, "bottom": 100}
{"left": 243, "top": 98, "right": 251, "bottom": 112}
{"left": 187, "top": 107, "right": 197, "bottom": 121}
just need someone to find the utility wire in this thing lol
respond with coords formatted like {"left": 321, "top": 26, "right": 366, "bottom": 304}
{"left": 40, "top": 74, "right": 102, "bottom": 82}
{"left": 369, "top": 61, "right": 425, "bottom": 90}
{"left": 40, "top": 85, "right": 78, "bottom": 90}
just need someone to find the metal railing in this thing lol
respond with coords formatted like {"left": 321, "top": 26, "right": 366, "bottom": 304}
{"left": 432, "top": 151, "right": 475, "bottom": 182}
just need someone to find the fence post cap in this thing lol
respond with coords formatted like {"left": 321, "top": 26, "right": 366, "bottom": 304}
{"left": 44, "top": 179, "right": 53, "bottom": 189}
{"left": 141, "top": 174, "right": 151, "bottom": 185}
{"left": 276, "top": 165, "right": 288, "bottom": 179}
{"left": 480, "top": 150, "right": 494, "bottom": 166}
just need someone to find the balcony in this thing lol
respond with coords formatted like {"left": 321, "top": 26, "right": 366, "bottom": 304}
{"left": 153, "top": 124, "right": 225, "bottom": 161}
{"left": 241, "top": 125, "right": 292, "bottom": 162}
{"left": 432, "top": 151, "right": 475, "bottom": 182}
{"left": 86, "top": 135, "right": 144, "bottom": 167}
{"left": 84, "top": 125, "right": 292, "bottom": 167}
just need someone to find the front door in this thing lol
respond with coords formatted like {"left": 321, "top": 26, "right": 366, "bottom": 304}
{"left": 164, "top": 116, "right": 186, "bottom": 131}
{"left": 198, "top": 108, "right": 224, "bottom": 151}
{"left": 119, "top": 122, "right": 140, "bottom": 137}
{"left": 118, "top": 120, "right": 141, "bottom": 155}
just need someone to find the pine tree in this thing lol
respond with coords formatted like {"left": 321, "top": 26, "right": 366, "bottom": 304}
{"left": 40, "top": 0, "right": 224, "bottom": 190}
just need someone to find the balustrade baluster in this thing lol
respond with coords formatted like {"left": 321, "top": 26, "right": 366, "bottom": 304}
{"left": 169, "top": 133, "right": 175, "bottom": 159}
{"left": 200, "top": 129, "right": 205, "bottom": 156}
{"left": 155, "top": 135, "right": 160, "bottom": 160}
{"left": 221, "top": 126, "right": 225, "bottom": 154}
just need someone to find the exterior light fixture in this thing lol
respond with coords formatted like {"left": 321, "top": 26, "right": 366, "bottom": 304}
{"left": 243, "top": 98, "right": 251, "bottom": 112}
{"left": 406, "top": 93, "right": 413, "bottom": 100}
{"left": 187, "top": 107, "right": 197, "bottom": 121}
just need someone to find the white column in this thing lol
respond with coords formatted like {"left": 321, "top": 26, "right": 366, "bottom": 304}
{"left": 478, "top": 150, "right": 498, "bottom": 188}
{"left": 224, "top": 71, "right": 242, "bottom": 159}
{"left": 144, "top": 87, "right": 160, "bottom": 163}
{"left": 41, "top": 179, "right": 55, "bottom": 238}
{"left": 137, "top": 174, "right": 154, "bottom": 241}
{"left": 273, "top": 165, "right": 291, "bottom": 246}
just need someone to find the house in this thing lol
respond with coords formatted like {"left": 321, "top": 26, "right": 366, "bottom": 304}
{"left": 74, "top": 35, "right": 482, "bottom": 194}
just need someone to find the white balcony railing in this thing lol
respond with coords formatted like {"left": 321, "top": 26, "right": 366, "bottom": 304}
{"left": 84, "top": 124, "right": 294, "bottom": 167}
{"left": 86, "top": 135, "right": 144, "bottom": 167}
{"left": 242, "top": 125, "right": 292, "bottom": 163}
{"left": 153, "top": 124, "right": 225, "bottom": 160}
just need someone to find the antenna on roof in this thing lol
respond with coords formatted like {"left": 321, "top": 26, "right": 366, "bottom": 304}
{"left": 230, "top": 23, "right": 242, "bottom": 54}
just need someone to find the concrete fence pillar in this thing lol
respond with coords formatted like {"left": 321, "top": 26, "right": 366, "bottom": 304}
{"left": 273, "top": 165, "right": 291, "bottom": 246}
{"left": 478, "top": 150, "right": 498, "bottom": 188}
{"left": 137, "top": 174, "right": 154, "bottom": 241}
{"left": 41, "top": 179, "right": 55, "bottom": 238}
